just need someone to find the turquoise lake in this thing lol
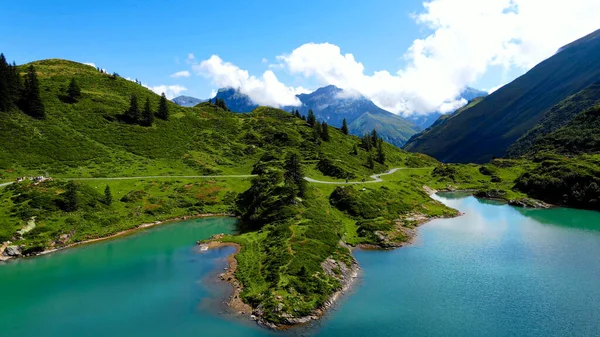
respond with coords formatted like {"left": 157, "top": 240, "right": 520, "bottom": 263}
{"left": 1, "top": 194, "right": 600, "bottom": 336}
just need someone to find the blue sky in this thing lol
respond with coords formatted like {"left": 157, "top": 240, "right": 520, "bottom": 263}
{"left": 2, "top": 0, "right": 598, "bottom": 115}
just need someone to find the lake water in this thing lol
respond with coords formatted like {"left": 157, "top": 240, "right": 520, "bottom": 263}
{"left": 1, "top": 194, "right": 600, "bottom": 336}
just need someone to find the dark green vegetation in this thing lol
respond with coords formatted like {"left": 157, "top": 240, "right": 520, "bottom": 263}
{"left": 523, "top": 105, "right": 600, "bottom": 156}
{"left": 405, "top": 29, "right": 600, "bottom": 163}
{"left": 507, "top": 82, "right": 600, "bottom": 157}
{"left": 515, "top": 155, "right": 600, "bottom": 210}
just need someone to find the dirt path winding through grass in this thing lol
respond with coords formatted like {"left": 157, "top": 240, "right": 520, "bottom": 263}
{"left": 304, "top": 167, "right": 432, "bottom": 185}
{"left": 0, "top": 167, "right": 433, "bottom": 188}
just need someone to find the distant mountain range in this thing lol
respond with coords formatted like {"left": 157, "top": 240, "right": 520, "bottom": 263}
{"left": 404, "top": 28, "right": 600, "bottom": 163}
{"left": 173, "top": 85, "right": 486, "bottom": 147}
{"left": 171, "top": 95, "right": 204, "bottom": 107}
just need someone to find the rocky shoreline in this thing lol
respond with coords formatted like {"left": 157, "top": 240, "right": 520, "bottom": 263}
{"left": 198, "top": 237, "right": 360, "bottom": 330}
{"left": 0, "top": 213, "right": 232, "bottom": 262}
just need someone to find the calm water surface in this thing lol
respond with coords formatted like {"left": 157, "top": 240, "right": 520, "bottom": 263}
{"left": 2, "top": 195, "right": 600, "bottom": 336}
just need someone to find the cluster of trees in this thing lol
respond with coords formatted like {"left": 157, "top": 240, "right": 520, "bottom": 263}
{"left": 360, "top": 129, "right": 386, "bottom": 167}
{"left": 0, "top": 53, "right": 21, "bottom": 112}
{"left": 208, "top": 97, "right": 230, "bottom": 111}
{"left": 298, "top": 109, "right": 329, "bottom": 142}
{"left": 124, "top": 93, "right": 169, "bottom": 126}
{"left": 0, "top": 53, "right": 46, "bottom": 119}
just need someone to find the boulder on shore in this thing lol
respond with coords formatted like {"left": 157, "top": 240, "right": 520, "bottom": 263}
{"left": 3, "top": 245, "right": 23, "bottom": 256}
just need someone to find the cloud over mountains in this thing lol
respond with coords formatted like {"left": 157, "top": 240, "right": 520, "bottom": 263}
{"left": 194, "top": 0, "right": 600, "bottom": 116}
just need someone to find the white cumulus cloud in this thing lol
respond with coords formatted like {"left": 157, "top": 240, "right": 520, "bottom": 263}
{"left": 83, "top": 62, "right": 96, "bottom": 68}
{"left": 147, "top": 85, "right": 188, "bottom": 99}
{"left": 194, "top": 55, "right": 309, "bottom": 107}
{"left": 170, "top": 70, "right": 191, "bottom": 78}
{"left": 197, "top": 0, "right": 600, "bottom": 115}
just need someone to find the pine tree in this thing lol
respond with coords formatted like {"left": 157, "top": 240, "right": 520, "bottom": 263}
{"left": 284, "top": 152, "right": 307, "bottom": 197}
{"left": 301, "top": 115, "right": 306, "bottom": 121}
{"left": 141, "top": 97, "right": 154, "bottom": 126}
{"left": 294, "top": 109, "right": 301, "bottom": 118}
{"left": 307, "top": 109, "right": 316, "bottom": 127}
{"left": 0, "top": 53, "right": 9, "bottom": 111}
{"left": 8, "top": 62, "right": 22, "bottom": 104}
{"left": 321, "top": 121, "right": 330, "bottom": 141}
{"left": 352, "top": 144, "right": 359, "bottom": 156}
{"left": 215, "top": 98, "right": 229, "bottom": 111}
{"left": 376, "top": 139, "right": 386, "bottom": 164}
{"left": 361, "top": 133, "right": 372, "bottom": 151}
{"left": 64, "top": 181, "right": 79, "bottom": 212}
{"left": 367, "top": 154, "right": 375, "bottom": 170}
{"left": 156, "top": 93, "right": 169, "bottom": 120}
{"left": 67, "top": 78, "right": 81, "bottom": 102}
{"left": 341, "top": 118, "right": 349, "bottom": 135}
{"left": 313, "top": 121, "right": 322, "bottom": 140}
{"left": 22, "top": 65, "right": 45, "bottom": 119}
{"left": 371, "top": 129, "right": 379, "bottom": 144}
{"left": 104, "top": 185, "right": 112, "bottom": 205}
{"left": 125, "top": 95, "right": 140, "bottom": 123}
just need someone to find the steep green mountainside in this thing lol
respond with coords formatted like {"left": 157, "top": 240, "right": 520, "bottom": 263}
{"left": 404, "top": 97, "right": 485, "bottom": 149}
{"left": 526, "top": 105, "right": 600, "bottom": 155}
{"left": 404, "top": 29, "right": 600, "bottom": 163}
{"left": 506, "top": 82, "right": 600, "bottom": 157}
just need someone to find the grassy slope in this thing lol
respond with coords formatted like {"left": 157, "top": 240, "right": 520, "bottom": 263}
{"left": 506, "top": 82, "right": 600, "bottom": 157}
{"left": 404, "top": 97, "right": 484, "bottom": 149}
{"left": 404, "top": 29, "right": 600, "bottom": 163}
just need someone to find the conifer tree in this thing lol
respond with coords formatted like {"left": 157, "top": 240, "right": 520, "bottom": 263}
{"left": 104, "top": 185, "right": 112, "bottom": 205}
{"left": 125, "top": 95, "right": 140, "bottom": 123}
{"left": 22, "top": 65, "right": 45, "bottom": 119}
{"left": 371, "top": 129, "right": 379, "bottom": 144}
{"left": 215, "top": 98, "right": 229, "bottom": 111}
{"left": 8, "top": 62, "right": 22, "bottom": 104}
{"left": 156, "top": 93, "right": 169, "bottom": 120}
{"left": 294, "top": 109, "right": 301, "bottom": 118}
{"left": 0, "top": 53, "right": 9, "bottom": 111}
{"left": 313, "top": 121, "right": 322, "bottom": 140}
{"left": 376, "top": 139, "right": 386, "bottom": 164}
{"left": 284, "top": 152, "right": 307, "bottom": 197}
{"left": 362, "top": 133, "right": 372, "bottom": 151}
{"left": 0, "top": 56, "right": 23, "bottom": 111}
{"left": 341, "top": 118, "right": 349, "bottom": 135}
{"left": 321, "top": 121, "right": 330, "bottom": 141}
{"left": 141, "top": 97, "right": 154, "bottom": 126}
{"left": 64, "top": 181, "right": 79, "bottom": 212}
{"left": 367, "top": 154, "right": 375, "bottom": 170}
{"left": 352, "top": 144, "right": 359, "bottom": 156}
{"left": 67, "top": 78, "right": 81, "bottom": 102}
{"left": 307, "top": 109, "right": 316, "bottom": 127}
